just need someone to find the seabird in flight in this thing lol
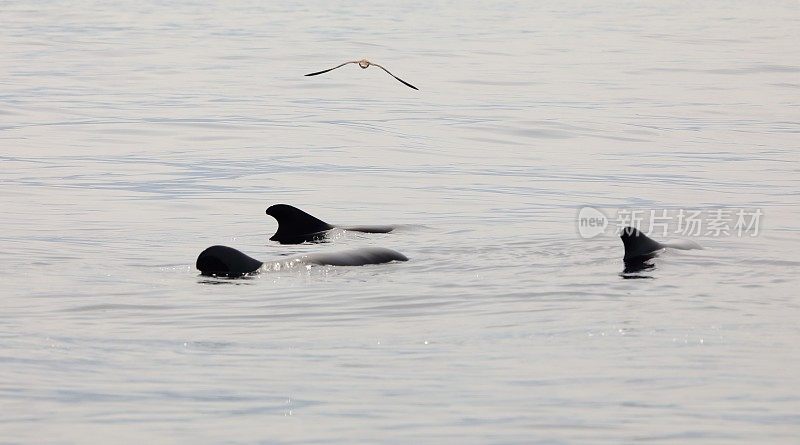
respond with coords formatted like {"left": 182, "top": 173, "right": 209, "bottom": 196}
{"left": 305, "top": 59, "right": 419, "bottom": 90}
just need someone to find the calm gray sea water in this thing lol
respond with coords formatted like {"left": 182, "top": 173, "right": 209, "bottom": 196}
{"left": 2, "top": 1, "right": 799, "bottom": 443}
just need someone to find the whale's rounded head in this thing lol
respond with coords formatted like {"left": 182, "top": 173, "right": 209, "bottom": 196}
{"left": 266, "top": 204, "right": 334, "bottom": 244}
{"left": 196, "top": 245, "right": 263, "bottom": 277}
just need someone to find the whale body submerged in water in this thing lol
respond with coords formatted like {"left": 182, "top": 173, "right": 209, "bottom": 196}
{"left": 266, "top": 204, "right": 396, "bottom": 244}
{"left": 196, "top": 245, "right": 408, "bottom": 278}
{"left": 620, "top": 226, "right": 702, "bottom": 273}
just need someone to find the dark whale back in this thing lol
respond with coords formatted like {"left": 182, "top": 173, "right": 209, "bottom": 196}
{"left": 196, "top": 245, "right": 407, "bottom": 278}
{"left": 266, "top": 204, "right": 335, "bottom": 244}
{"left": 302, "top": 246, "right": 408, "bottom": 266}
{"left": 620, "top": 227, "right": 664, "bottom": 260}
{"left": 196, "top": 245, "right": 264, "bottom": 277}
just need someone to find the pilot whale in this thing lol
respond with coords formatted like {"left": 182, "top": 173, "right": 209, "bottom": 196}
{"left": 266, "top": 204, "right": 396, "bottom": 244}
{"left": 620, "top": 226, "right": 702, "bottom": 273}
{"left": 620, "top": 226, "right": 703, "bottom": 260}
{"left": 196, "top": 245, "right": 408, "bottom": 277}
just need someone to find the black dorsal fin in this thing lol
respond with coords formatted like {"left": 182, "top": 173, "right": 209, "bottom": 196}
{"left": 266, "top": 204, "right": 335, "bottom": 244}
{"left": 620, "top": 227, "right": 664, "bottom": 260}
{"left": 196, "top": 245, "right": 263, "bottom": 277}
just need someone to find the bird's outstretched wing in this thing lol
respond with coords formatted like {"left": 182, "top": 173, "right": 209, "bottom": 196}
{"left": 371, "top": 63, "right": 419, "bottom": 90}
{"left": 304, "top": 61, "right": 358, "bottom": 77}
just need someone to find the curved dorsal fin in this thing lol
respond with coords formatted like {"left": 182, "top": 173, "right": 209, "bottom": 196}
{"left": 266, "top": 204, "right": 335, "bottom": 244}
{"left": 620, "top": 227, "right": 664, "bottom": 260}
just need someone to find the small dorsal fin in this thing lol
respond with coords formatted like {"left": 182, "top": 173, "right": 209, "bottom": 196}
{"left": 266, "top": 204, "right": 335, "bottom": 244}
{"left": 620, "top": 227, "right": 664, "bottom": 260}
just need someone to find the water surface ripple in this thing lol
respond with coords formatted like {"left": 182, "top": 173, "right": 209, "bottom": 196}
{"left": 1, "top": 1, "right": 799, "bottom": 443}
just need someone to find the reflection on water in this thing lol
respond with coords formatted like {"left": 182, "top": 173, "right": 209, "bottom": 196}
{"left": 1, "top": 1, "right": 799, "bottom": 443}
{"left": 621, "top": 257, "right": 657, "bottom": 277}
